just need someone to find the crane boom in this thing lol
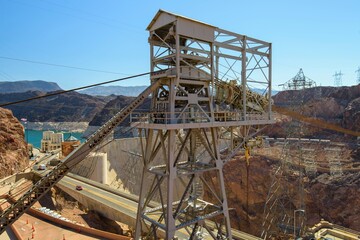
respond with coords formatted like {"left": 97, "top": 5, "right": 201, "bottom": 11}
{"left": 272, "top": 105, "right": 360, "bottom": 137}
{"left": 0, "top": 80, "right": 161, "bottom": 234}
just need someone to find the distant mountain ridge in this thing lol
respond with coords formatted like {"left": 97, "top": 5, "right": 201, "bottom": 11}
{"left": 79, "top": 85, "right": 148, "bottom": 97}
{"left": 0, "top": 90, "right": 107, "bottom": 122}
{"left": 0, "top": 80, "right": 62, "bottom": 93}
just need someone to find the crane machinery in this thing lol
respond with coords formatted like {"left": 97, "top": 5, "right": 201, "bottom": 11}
{"left": 0, "top": 9, "right": 274, "bottom": 239}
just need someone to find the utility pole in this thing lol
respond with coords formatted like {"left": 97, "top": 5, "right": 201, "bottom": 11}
{"left": 356, "top": 67, "right": 360, "bottom": 84}
{"left": 333, "top": 71, "right": 344, "bottom": 86}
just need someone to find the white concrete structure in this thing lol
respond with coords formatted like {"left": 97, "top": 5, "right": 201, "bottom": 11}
{"left": 41, "top": 131, "right": 64, "bottom": 152}
{"left": 71, "top": 152, "right": 108, "bottom": 185}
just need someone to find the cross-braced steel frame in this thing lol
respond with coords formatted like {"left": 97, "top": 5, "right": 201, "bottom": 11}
{"left": 133, "top": 10, "right": 273, "bottom": 239}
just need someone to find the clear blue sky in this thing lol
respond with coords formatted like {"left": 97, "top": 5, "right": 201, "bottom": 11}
{"left": 1, "top": 0, "right": 359, "bottom": 90}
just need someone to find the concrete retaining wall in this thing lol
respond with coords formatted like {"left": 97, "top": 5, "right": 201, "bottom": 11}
{"left": 56, "top": 182, "right": 137, "bottom": 230}
{"left": 72, "top": 138, "right": 188, "bottom": 201}
{"left": 0, "top": 172, "right": 34, "bottom": 185}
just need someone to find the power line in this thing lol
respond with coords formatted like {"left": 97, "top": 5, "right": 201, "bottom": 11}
{"left": 0, "top": 56, "right": 128, "bottom": 75}
{"left": 0, "top": 71, "right": 16, "bottom": 81}
{"left": 0, "top": 72, "right": 151, "bottom": 107}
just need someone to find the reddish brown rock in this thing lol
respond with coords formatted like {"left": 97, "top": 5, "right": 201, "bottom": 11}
{"left": 307, "top": 173, "right": 360, "bottom": 231}
{"left": 204, "top": 150, "right": 360, "bottom": 237}
{"left": 204, "top": 156, "right": 273, "bottom": 236}
{"left": 343, "top": 97, "right": 360, "bottom": 131}
{"left": 267, "top": 85, "right": 360, "bottom": 140}
{"left": 0, "top": 107, "right": 28, "bottom": 178}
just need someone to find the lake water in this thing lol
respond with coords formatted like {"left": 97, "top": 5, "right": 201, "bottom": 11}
{"left": 24, "top": 129, "right": 84, "bottom": 149}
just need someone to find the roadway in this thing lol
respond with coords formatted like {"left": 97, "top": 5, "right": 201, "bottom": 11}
{"left": 56, "top": 173, "right": 261, "bottom": 240}
{"left": 59, "top": 175, "right": 138, "bottom": 224}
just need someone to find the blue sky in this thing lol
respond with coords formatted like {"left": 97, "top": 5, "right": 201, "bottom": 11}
{"left": 1, "top": 0, "right": 359, "bottom": 90}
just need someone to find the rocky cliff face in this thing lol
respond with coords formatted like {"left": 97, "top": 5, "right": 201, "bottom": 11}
{"left": 205, "top": 149, "right": 360, "bottom": 237}
{"left": 343, "top": 97, "right": 360, "bottom": 132}
{"left": 306, "top": 172, "right": 360, "bottom": 231}
{"left": 85, "top": 96, "right": 151, "bottom": 138}
{"left": 211, "top": 156, "right": 271, "bottom": 235}
{"left": 267, "top": 85, "right": 360, "bottom": 139}
{"left": 0, "top": 107, "right": 28, "bottom": 178}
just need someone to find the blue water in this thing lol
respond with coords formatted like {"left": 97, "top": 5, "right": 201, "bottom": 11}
{"left": 24, "top": 130, "right": 84, "bottom": 149}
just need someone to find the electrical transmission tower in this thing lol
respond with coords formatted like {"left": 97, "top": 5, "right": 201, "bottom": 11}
{"left": 333, "top": 71, "right": 344, "bottom": 86}
{"left": 262, "top": 92, "right": 307, "bottom": 239}
{"left": 261, "top": 137, "right": 307, "bottom": 239}
{"left": 279, "top": 68, "right": 316, "bottom": 90}
{"left": 356, "top": 67, "right": 360, "bottom": 84}
{"left": 325, "top": 147, "right": 343, "bottom": 178}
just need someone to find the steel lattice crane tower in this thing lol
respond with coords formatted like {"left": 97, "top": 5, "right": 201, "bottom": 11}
{"left": 133, "top": 10, "right": 273, "bottom": 239}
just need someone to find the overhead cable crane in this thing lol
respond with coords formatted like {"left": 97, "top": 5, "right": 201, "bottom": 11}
{"left": 0, "top": 10, "right": 274, "bottom": 239}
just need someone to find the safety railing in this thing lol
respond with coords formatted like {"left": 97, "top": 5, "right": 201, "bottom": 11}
{"left": 130, "top": 111, "right": 270, "bottom": 125}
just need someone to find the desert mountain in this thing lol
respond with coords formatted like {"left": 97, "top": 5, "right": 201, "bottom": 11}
{"left": 0, "top": 80, "right": 62, "bottom": 93}
{"left": 89, "top": 95, "right": 150, "bottom": 126}
{"left": 266, "top": 85, "right": 360, "bottom": 139}
{"left": 0, "top": 90, "right": 107, "bottom": 122}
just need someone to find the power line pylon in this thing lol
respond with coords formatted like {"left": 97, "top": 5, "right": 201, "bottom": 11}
{"left": 279, "top": 68, "right": 316, "bottom": 90}
{"left": 133, "top": 10, "right": 273, "bottom": 239}
{"left": 325, "top": 147, "right": 343, "bottom": 178}
{"left": 261, "top": 94, "right": 307, "bottom": 239}
{"left": 356, "top": 67, "right": 360, "bottom": 84}
{"left": 333, "top": 71, "right": 344, "bottom": 86}
{"left": 261, "top": 140, "right": 307, "bottom": 239}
